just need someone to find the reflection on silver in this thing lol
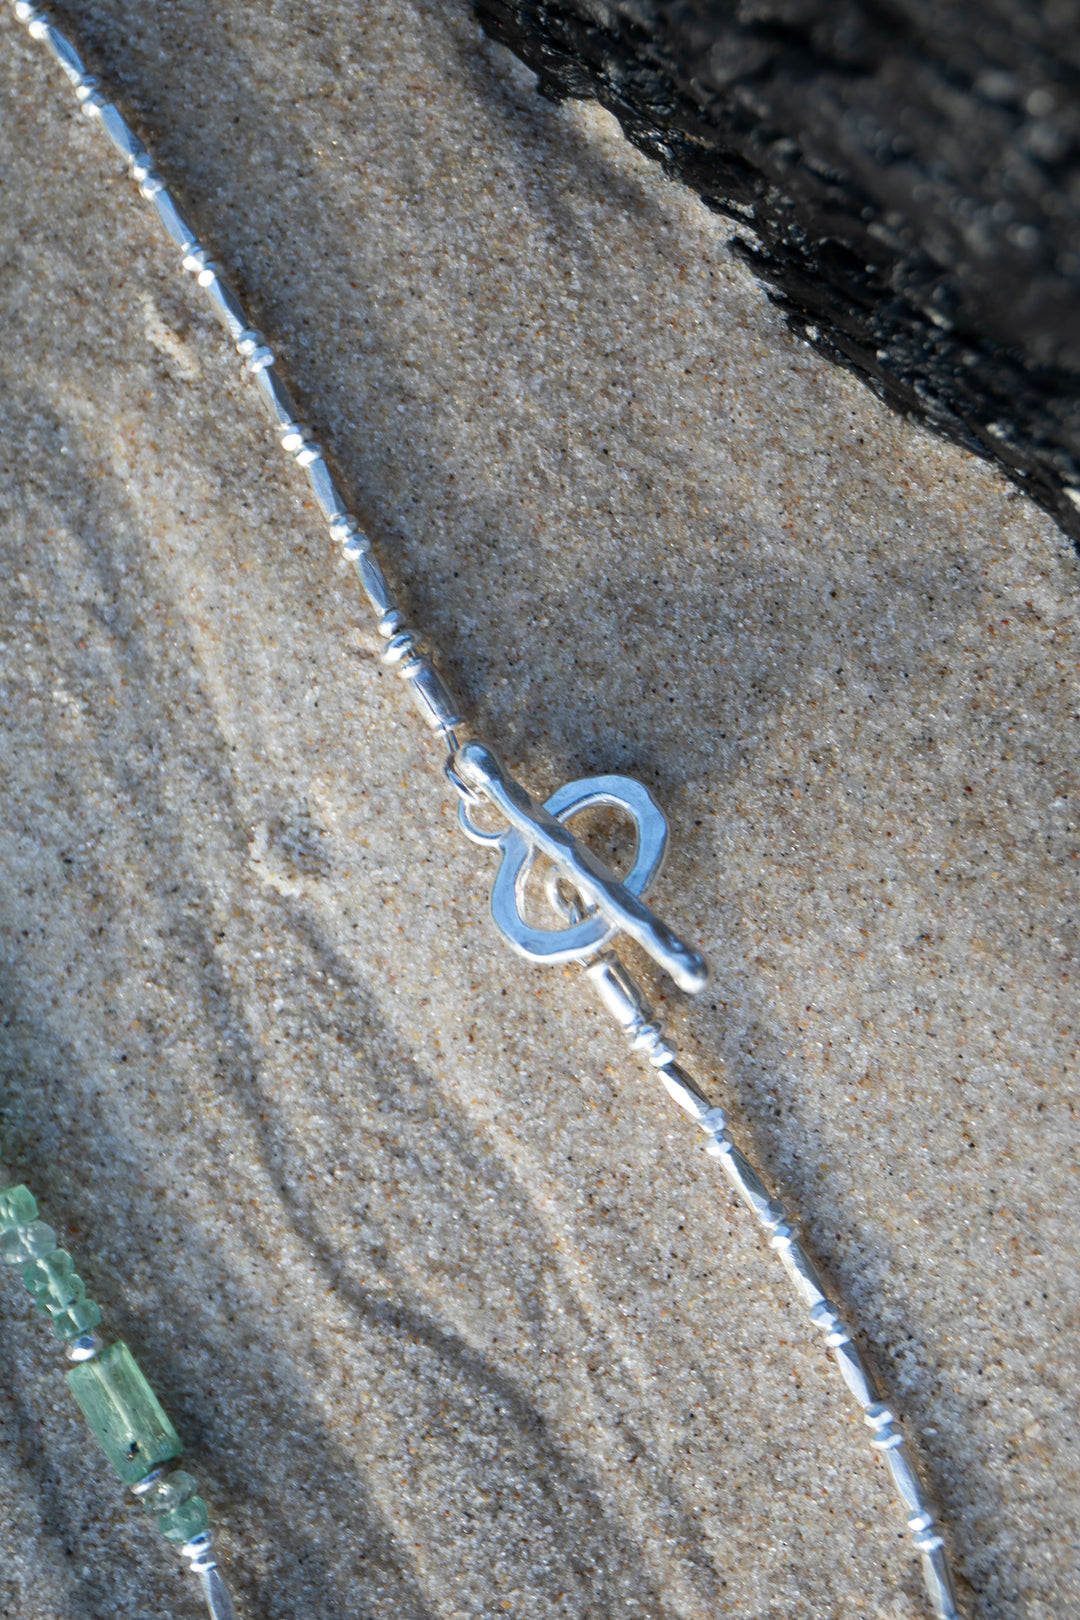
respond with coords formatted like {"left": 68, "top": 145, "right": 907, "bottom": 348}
{"left": 454, "top": 740, "right": 708, "bottom": 992}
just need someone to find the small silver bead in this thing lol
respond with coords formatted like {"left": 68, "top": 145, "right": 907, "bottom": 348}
{"left": 380, "top": 629, "right": 419, "bottom": 667}
{"left": 233, "top": 325, "right": 263, "bottom": 354}
{"left": 378, "top": 608, "right": 404, "bottom": 638}
{"left": 341, "top": 532, "right": 369, "bottom": 562}
{"left": 279, "top": 422, "right": 312, "bottom": 455}
{"left": 703, "top": 1134, "right": 734, "bottom": 1158}
{"left": 810, "top": 1302, "right": 852, "bottom": 1347}
{"left": 182, "top": 1530, "right": 218, "bottom": 1573}
{"left": 767, "top": 1220, "right": 799, "bottom": 1250}
{"left": 183, "top": 247, "right": 214, "bottom": 276}
{"left": 864, "top": 1401, "right": 896, "bottom": 1430}
{"left": 870, "top": 1424, "right": 905, "bottom": 1452}
{"left": 13, "top": 3, "right": 45, "bottom": 25}
{"left": 293, "top": 441, "right": 322, "bottom": 469}
{"left": 130, "top": 1465, "right": 168, "bottom": 1498}
{"left": 65, "top": 1333, "right": 100, "bottom": 1362}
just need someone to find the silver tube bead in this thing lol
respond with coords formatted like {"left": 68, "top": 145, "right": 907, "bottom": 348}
{"left": 152, "top": 190, "right": 199, "bottom": 252}
{"left": 398, "top": 654, "right": 463, "bottom": 732}
{"left": 253, "top": 364, "right": 301, "bottom": 432}
{"left": 40, "top": 24, "right": 87, "bottom": 84}
{"left": 199, "top": 272, "right": 248, "bottom": 343}
{"left": 716, "top": 1145, "right": 786, "bottom": 1229}
{"left": 919, "top": 1540, "right": 961, "bottom": 1620}
{"left": 885, "top": 1442, "right": 933, "bottom": 1519}
{"left": 659, "top": 1061, "right": 713, "bottom": 1121}
{"left": 197, "top": 1564, "right": 238, "bottom": 1620}
{"left": 830, "top": 1339, "right": 879, "bottom": 1409}
{"left": 775, "top": 1236, "right": 828, "bottom": 1310}
{"left": 306, "top": 455, "right": 348, "bottom": 523}
{"left": 353, "top": 551, "right": 398, "bottom": 622}
{"left": 98, "top": 103, "right": 143, "bottom": 165}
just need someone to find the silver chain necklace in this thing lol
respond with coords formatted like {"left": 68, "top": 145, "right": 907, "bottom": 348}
{"left": 2, "top": 5, "right": 964, "bottom": 1617}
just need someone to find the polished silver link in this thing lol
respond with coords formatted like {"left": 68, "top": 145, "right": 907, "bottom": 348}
{"left": 7, "top": 5, "right": 962, "bottom": 1614}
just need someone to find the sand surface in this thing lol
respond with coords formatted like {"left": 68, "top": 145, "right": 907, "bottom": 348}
{"left": 0, "top": 3, "right": 1077, "bottom": 1617}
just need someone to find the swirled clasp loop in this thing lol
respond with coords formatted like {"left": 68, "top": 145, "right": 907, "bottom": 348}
{"left": 452, "top": 740, "right": 709, "bottom": 994}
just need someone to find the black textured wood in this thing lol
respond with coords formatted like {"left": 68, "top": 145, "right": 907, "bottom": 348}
{"left": 475, "top": 0, "right": 1080, "bottom": 541}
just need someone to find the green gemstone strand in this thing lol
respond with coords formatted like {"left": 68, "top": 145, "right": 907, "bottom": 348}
{"left": 0, "top": 1179, "right": 216, "bottom": 1566}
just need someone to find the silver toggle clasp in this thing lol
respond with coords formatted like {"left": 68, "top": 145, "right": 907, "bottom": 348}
{"left": 452, "top": 740, "right": 708, "bottom": 994}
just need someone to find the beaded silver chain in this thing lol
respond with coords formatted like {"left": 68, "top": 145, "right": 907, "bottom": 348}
{"left": 3, "top": 5, "right": 965, "bottom": 1618}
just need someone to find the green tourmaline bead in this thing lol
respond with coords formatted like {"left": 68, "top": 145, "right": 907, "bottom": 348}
{"left": 22, "top": 1248, "right": 86, "bottom": 1316}
{"left": 141, "top": 1468, "right": 199, "bottom": 1516}
{"left": 66, "top": 1342, "right": 183, "bottom": 1486}
{"left": 0, "top": 1184, "right": 37, "bottom": 1230}
{"left": 52, "top": 1295, "right": 103, "bottom": 1341}
{"left": 0, "top": 1221, "right": 57, "bottom": 1265}
{"left": 157, "top": 1493, "right": 210, "bottom": 1544}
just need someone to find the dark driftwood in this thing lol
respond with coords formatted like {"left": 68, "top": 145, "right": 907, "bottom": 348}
{"left": 475, "top": 0, "right": 1080, "bottom": 541}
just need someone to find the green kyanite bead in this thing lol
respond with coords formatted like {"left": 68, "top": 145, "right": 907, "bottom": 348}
{"left": 0, "top": 1184, "right": 37, "bottom": 1231}
{"left": 141, "top": 1467, "right": 199, "bottom": 1516}
{"left": 157, "top": 1493, "right": 210, "bottom": 1544}
{"left": 22, "top": 1248, "right": 86, "bottom": 1316}
{"left": 52, "top": 1295, "right": 103, "bottom": 1341}
{"left": 66, "top": 1341, "right": 183, "bottom": 1486}
{"left": 1, "top": 1221, "right": 57, "bottom": 1265}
